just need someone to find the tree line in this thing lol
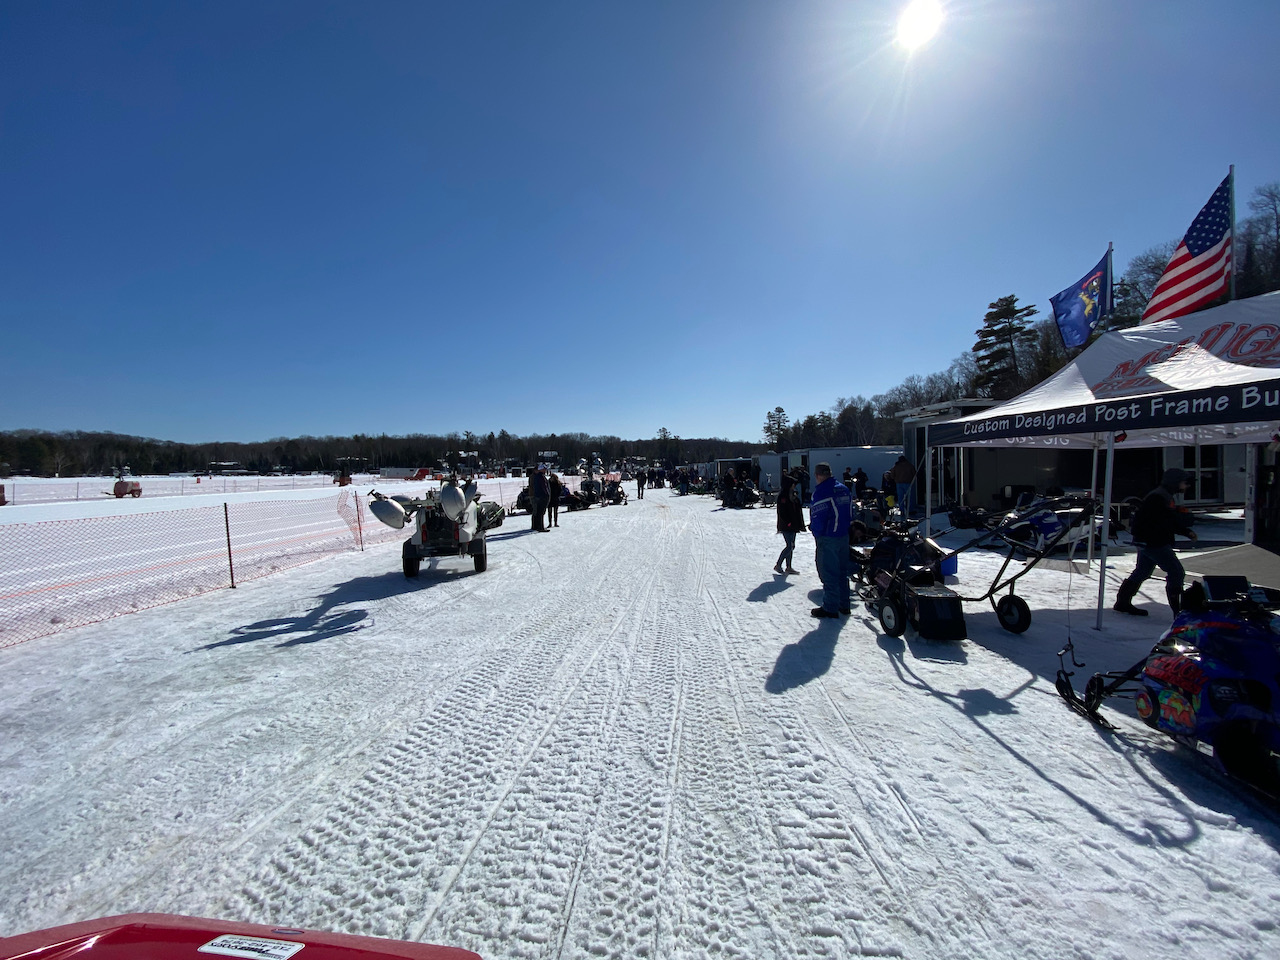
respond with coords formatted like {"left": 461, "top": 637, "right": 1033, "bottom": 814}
{"left": 0, "top": 427, "right": 766, "bottom": 478}
{"left": 764, "top": 180, "right": 1280, "bottom": 452}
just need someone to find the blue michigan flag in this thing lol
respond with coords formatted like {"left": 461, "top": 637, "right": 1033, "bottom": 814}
{"left": 1050, "top": 251, "right": 1112, "bottom": 348}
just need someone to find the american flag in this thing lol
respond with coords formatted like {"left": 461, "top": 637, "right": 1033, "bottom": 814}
{"left": 1141, "top": 173, "right": 1233, "bottom": 324}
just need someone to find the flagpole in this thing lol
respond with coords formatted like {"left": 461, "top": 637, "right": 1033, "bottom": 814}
{"left": 1105, "top": 242, "right": 1114, "bottom": 318}
{"left": 1229, "top": 164, "right": 1237, "bottom": 301}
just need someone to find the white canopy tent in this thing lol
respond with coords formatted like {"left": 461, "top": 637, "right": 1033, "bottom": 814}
{"left": 926, "top": 291, "right": 1280, "bottom": 627}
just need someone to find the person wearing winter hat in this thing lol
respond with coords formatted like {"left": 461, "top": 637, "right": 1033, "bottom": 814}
{"left": 1113, "top": 468, "right": 1198, "bottom": 616}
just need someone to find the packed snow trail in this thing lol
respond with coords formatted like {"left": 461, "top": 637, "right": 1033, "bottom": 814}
{"left": 3, "top": 489, "right": 1280, "bottom": 959}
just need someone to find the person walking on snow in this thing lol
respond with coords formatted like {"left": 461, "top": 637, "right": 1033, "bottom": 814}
{"left": 1114, "top": 468, "right": 1197, "bottom": 616}
{"left": 774, "top": 472, "right": 805, "bottom": 575}
{"left": 809, "top": 462, "right": 852, "bottom": 619}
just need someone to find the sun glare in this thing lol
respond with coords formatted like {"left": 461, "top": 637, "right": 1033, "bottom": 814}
{"left": 896, "top": 0, "right": 944, "bottom": 52}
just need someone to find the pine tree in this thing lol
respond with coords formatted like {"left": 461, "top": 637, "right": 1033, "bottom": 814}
{"left": 763, "top": 407, "right": 789, "bottom": 447}
{"left": 972, "top": 295, "right": 1039, "bottom": 399}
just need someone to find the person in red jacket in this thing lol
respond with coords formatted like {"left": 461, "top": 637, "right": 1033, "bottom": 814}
{"left": 773, "top": 473, "right": 805, "bottom": 575}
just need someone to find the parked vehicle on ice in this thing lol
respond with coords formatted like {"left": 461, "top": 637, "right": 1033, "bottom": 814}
{"left": 109, "top": 468, "right": 141, "bottom": 498}
{"left": 1057, "top": 576, "right": 1280, "bottom": 800}
{"left": 368, "top": 478, "right": 505, "bottom": 577}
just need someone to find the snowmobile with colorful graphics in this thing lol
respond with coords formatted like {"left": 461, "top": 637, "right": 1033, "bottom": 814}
{"left": 1056, "top": 576, "right": 1280, "bottom": 799}
{"left": 368, "top": 478, "right": 505, "bottom": 577}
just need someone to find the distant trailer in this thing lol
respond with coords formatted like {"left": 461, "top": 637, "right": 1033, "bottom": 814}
{"left": 381, "top": 467, "right": 431, "bottom": 481}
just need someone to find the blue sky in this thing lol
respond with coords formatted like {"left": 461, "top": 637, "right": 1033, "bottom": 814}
{"left": 4, "top": 0, "right": 1278, "bottom": 444}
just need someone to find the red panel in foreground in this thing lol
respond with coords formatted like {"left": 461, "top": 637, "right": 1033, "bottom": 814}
{"left": 0, "top": 915, "right": 480, "bottom": 960}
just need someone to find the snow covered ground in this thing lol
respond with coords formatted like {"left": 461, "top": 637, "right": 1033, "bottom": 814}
{"left": 2, "top": 488, "right": 1279, "bottom": 960}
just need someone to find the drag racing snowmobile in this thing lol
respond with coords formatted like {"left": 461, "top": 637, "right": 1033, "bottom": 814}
{"left": 1057, "top": 576, "right": 1280, "bottom": 799}
{"left": 368, "top": 478, "right": 505, "bottom": 577}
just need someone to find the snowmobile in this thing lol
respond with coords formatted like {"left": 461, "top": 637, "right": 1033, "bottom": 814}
{"left": 368, "top": 478, "right": 505, "bottom": 578}
{"left": 578, "top": 479, "right": 602, "bottom": 506}
{"left": 1056, "top": 576, "right": 1280, "bottom": 799}
{"left": 991, "top": 494, "right": 1105, "bottom": 556}
{"left": 602, "top": 479, "right": 629, "bottom": 505}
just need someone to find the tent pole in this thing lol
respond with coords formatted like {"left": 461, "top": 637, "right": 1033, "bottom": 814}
{"left": 1094, "top": 431, "right": 1117, "bottom": 630}
{"left": 925, "top": 424, "right": 932, "bottom": 536}
{"left": 1246, "top": 443, "right": 1257, "bottom": 544}
{"left": 1087, "top": 442, "right": 1099, "bottom": 570}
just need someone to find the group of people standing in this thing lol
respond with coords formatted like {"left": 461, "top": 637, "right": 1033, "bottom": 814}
{"left": 528, "top": 465, "right": 563, "bottom": 533}
{"left": 774, "top": 463, "right": 852, "bottom": 618}
{"left": 776, "top": 459, "right": 920, "bottom": 620}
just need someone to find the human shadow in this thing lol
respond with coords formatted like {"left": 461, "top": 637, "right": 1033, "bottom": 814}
{"left": 766, "top": 624, "right": 842, "bottom": 694}
{"left": 488, "top": 529, "right": 539, "bottom": 542}
{"left": 747, "top": 576, "right": 791, "bottom": 603}
{"left": 197, "top": 568, "right": 461, "bottom": 651}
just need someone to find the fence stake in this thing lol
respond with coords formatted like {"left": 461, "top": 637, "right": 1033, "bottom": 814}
{"left": 355, "top": 493, "right": 365, "bottom": 551}
{"left": 224, "top": 502, "right": 237, "bottom": 588}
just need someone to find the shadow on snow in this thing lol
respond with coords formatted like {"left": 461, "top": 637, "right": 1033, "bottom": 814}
{"left": 197, "top": 564, "right": 477, "bottom": 651}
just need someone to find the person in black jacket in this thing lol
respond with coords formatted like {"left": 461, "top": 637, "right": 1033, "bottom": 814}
{"left": 1114, "top": 468, "right": 1198, "bottom": 616}
{"left": 531, "top": 464, "right": 551, "bottom": 532}
{"left": 773, "top": 474, "right": 805, "bottom": 574}
{"left": 852, "top": 467, "right": 868, "bottom": 500}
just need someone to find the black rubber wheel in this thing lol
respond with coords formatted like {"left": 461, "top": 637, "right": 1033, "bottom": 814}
{"left": 473, "top": 538, "right": 488, "bottom": 573}
{"left": 403, "top": 555, "right": 421, "bottom": 579}
{"left": 1084, "top": 674, "right": 1107, "bottom": 715}
{"left": 996, "top": 595, "right": 1032, "bottom": 634}
{"left": 879, "top": 597, "right": 907, "bottom": 638}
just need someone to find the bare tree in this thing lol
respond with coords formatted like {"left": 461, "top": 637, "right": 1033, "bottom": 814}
{"left": 1109, "top": 241, "right": 1178, "bottom": 329}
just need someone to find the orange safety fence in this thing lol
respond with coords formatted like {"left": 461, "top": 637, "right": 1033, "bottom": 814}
{"left": 0, "top": 480, "right": 575, "bottom": 649}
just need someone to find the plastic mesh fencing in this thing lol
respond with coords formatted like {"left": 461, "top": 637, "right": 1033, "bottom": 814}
{"left": 0, "top": 493, "right": 377, "bottom": 649}
{"left": 0, "top": 474, "right": 385, "bottom": 505}
{"left": 3, "top": 473, "right": 584, "bottom": 506}
{"left": 0, "top": 478, "right": 587, "bottom": 648}
{"left": 0, "top": 505, "right": 233, "bottom": 648}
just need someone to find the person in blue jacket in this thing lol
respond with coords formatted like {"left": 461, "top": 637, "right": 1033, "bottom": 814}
{"left": 809, "top": 462, "right": 852, "bottom": 619}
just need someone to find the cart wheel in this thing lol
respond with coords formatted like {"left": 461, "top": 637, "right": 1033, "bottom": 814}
{"left": 996, "top": 595, "right": 1031, "bottom": 634}
{"left": 879, "top": 597, "right": 907, "bottom": 638}
{"left": 1083, "top": 674, "right": 1107, "bottom": 714}
{"left": 403, "top": 555, "right": 421, "bottom": 579}
{"left": 473, "top": 538, "right": 488, "bottom": 573}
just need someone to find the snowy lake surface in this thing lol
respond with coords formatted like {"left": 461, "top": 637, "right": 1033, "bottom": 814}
{"left": 1, "top": 488, "right": 1276, "bottom": 960}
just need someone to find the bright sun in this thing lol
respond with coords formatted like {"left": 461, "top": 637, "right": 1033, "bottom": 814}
{"left": 896, "top": 0, "right": 944, "bottom": 51}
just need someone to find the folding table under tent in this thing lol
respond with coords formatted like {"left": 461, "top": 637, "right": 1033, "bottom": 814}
{"left": 926, "top": 291, "right": 1280, "bottom": 627}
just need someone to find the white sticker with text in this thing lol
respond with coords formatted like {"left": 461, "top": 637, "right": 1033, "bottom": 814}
{"left": 198, "top": 936, "right": 306, "bottom": 960}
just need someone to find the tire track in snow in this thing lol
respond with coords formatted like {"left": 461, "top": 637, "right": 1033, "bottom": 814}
{"left": 417, "top": 511, "right": 672, "bottom": 957}
{"left": 694, "top": 537, "right": 890, "bottom": 955}
{"left": 224, "top": 506, "right": 677, "bottom": 952}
